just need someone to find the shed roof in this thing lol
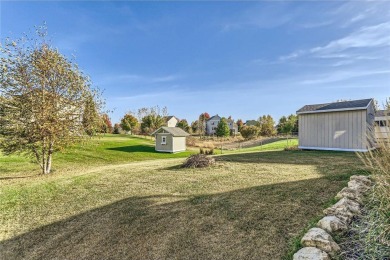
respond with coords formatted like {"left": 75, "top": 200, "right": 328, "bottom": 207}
{"left": 151, "top": 127, "right": 190, "bottom": 137}
{"left": 297, "top": 98, "right": 373, "bottom": 114}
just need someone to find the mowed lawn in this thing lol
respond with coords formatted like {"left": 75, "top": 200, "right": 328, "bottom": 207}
{"left": 0, "top": 136, "right": 366, "bottom": 259}
{"left": 0, "top": 134, "right": 194, "bottom": 176}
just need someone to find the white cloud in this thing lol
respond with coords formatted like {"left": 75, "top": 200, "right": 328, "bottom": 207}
{"left": 300, "top": 69, "right": 390, "bottom": 85}
{"left": 221, "top": 4, "right": 294, "bottom": 31}
{"left": 278, "top": 22, "right": 390, "bottom": 63}
{"left": 298, "top": 21, "right": 333, "bottom": 29}
{"left": 278, "top": 50, "right": 306, "bottom": 62}
{"left": 310, "top": 22, "right": 390, "bottom": 54}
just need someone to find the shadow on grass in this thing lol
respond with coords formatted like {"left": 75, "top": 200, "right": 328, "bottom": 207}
{"left": 1, "top": 177, "right": 354, "bottom": 260}
{"left": 0, "top": 175, "right": 35, "bottom": 180}
{"left": 215, "top": 150, "right": 359, "bottom": 166}
{"left": 106, "top": 145, "right": 156, "bottom": 153}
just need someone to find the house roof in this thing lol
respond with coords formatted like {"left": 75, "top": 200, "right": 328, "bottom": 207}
{"left": 165, "top": 116, "right": 179, "bottom": 122}
{"left": 375, "top": 110, "right": 390, "bottom": 117}
{"left": 297, "top": 98, "right": 373, "bottom": 114}
{"left": 151, "top": 127, "right": 190, "bottom": 137}
{"left": 207, "top": 115, "right": 221, "bottom": 121}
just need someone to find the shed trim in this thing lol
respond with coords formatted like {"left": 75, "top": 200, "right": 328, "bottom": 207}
{"left": 297, "top": 99, "right": 373, "bottom": 115}
{"left": 297, "top": 107, "right": 369, "bottom": 115}
{"left": 155, "top": 149, "right": 186, "bottom": 153}
{"left": 298, "top": 146, "right": 375, "bottom": 152}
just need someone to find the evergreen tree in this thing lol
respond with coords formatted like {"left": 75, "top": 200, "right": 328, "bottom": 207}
{"left": 113, "top": 123, "right": 121, "bottom": 134}
{"left": 191, "top": 120, "right": 199, "bottom": 133}
{"left": 177, "top": 119, "right": 190, "bottom": 132}
{"left": 216, "top": 118, "right": 230, "bottom": 137}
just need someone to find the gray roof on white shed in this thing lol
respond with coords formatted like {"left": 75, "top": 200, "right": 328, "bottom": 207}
{"left": 151, "top": 127, "right": 190, "bottom": 137}
{"left": 297, "top": 99, "right": 373, "bottom": 114}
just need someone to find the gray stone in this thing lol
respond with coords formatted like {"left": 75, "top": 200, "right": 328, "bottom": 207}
{"left": 335, "top": 198, "right": 361, "bottom": 214}
{"left": 293, "top": 247, "right": 330, "bottom": 260}
{"left": 335, "top": 187, "right": 364, "bottom": 204}
{"left": 323, "top": 206, "right": 354, "bottom": 224}
{"left": 324, "top": 197, "right": 361, "bottom": 223}
{"left": 350, "top": 175, "right": 372, "bottom": 186}
{"left": 301, "top": 228, "right": 340, "bottom": 257}
{"left": 348, "top": 179, "right": 371, "bottom": 193}
{"left": 317, "top": 216, "right": 348, "bottom": 234}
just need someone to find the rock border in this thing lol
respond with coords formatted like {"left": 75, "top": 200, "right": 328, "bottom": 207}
{"left": 293, "top": 175, "right": 372, "bottom": 260}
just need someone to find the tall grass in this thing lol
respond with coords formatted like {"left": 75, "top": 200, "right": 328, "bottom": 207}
{"left": 352, "top": 116, "right": 390, "bottom": 257}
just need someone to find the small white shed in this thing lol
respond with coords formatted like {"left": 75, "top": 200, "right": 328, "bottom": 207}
{"left": 297, "top": 99, "right": 375, "bottom": 152}
{"left": 151, "top": 127, "right": 190, "bottom": 153}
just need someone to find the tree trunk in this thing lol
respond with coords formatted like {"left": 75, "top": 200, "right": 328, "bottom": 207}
{"left": 46, "top": 153, "right": 52, "bottom": 174}
{"left": 45, "top": 141, "right": 54, "bottom": 174}
{"left": 41, "top": 149, "right": 46, "bottom": 175}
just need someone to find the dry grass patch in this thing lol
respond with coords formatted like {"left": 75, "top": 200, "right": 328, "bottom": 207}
{"left": 1, "top": 150, "right": 365, "bottom": 260}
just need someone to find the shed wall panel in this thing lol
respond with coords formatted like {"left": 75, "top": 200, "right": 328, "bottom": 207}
{"left": 172, "top": 137, "right": 186, "bottom": 152}
{"left": 155, "top": 134, "right": 174, "bottom": 152}
{"left": 299, "top": 110, "right": 368, "bottom": 150}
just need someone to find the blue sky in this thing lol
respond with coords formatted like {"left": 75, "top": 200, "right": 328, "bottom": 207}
{"left": 1, "top": 1, "right": 389, "bottom": 124}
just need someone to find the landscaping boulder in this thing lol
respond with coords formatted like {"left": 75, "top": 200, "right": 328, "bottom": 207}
{"left": 323, "top": 197, "right": 361, "bottom": 223}
{"left": 350, "top": 175, "right": 372, "bottom": 186}
{"left": 293, "top": 247, "right": 330, "bottom": 260}
{"left": 338, "top": 198, "right": 361, "bottom": 214}
{"left": 348, "top": 179, "right": 371, "bottom": 193}
{"left": 323, "top": 206, "right": 353, "bottom": 224}
{"left": 301, "top": 228, "right": 340, "bottom": 257}
{"left": 335, "top": 187, "right": 364, "bottom": 204}
{"left": 317, "top": 216, "right": 348, "bottom": 234}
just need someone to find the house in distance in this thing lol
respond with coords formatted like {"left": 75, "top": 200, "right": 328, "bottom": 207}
{"left": 206, "top": 115, "right": 238, "bottom": 135}
{"left": 151, "top": 127, "right": 190, "bottom": 153}
{"left": 165, "top": 116, "right": 179, "bottom": 127}
{"left": 375, "top": 110, "right": 390, "bottom": 140}
{"left": 297, "top": 98, "right": 375, "bottom": 152}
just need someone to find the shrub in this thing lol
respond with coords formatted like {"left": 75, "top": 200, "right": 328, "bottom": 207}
{"left": 199, "top": 148, "right": 214, "bottom": 155}
{"left": 284, "top": 145, "right": 300, "bottom": 151}
{"left": 186, "top": 137, "right": 196, "bottom": 147}
{"left": 240, "top": 125, "right": 259, "bottom": 139}
{"left": 182, "top": 154, "right": 215, "bottom": 168}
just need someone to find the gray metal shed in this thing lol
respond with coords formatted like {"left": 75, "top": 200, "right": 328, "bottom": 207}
{"left": 151, "top": 127, "right": 190, "bottom": 153}
{"left": 297, "top": 99, "right": 375, "bottom": 152}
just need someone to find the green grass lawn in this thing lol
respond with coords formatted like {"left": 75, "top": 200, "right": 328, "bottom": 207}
{"left": 0, "top": 134, "right": 194, "bottom": 176}
{"left": 0, "top": 135, "right": 367, "bottom": 259}
{"left": 229, "top": 138, "right": 299, "bottom": 153}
